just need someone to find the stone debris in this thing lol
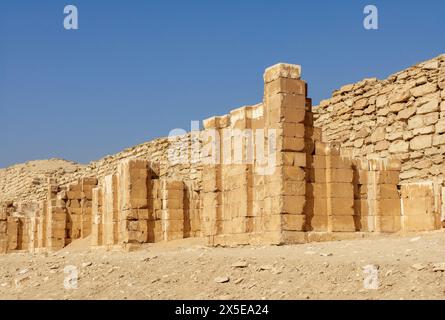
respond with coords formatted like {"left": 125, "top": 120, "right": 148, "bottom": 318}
{"left": 231, "top": 261, "right": 248, "bottom": 268}
{"left": 257, "top": 265, "right": 273, "bottom": 271}
{"left": 320, "top": 253, "right": 333, "bottom": 257}
{"left": 214, "top": 276, "right": 230, "bottom": 283}
{"left": 432, "top": 263, "right": 445, "bottom": 272}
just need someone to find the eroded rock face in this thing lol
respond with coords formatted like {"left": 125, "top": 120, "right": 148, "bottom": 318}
{"left": 314, "top": 54, "right": 445, "bottom": 184}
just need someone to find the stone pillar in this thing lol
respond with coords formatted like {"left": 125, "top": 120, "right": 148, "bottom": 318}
{"left": 262, "top": 63, "right": 307, "bottom": 244}
{"left": 80, "top": 178, "right": 97, "bottom": 238}
{"left": 401, "top": 182, "right": 436, "bottom": 231}
{"left": 441, "top": 186, "right": 445, "bottom": 228}
{"left": 149, "top": 179, "right": 164, "bottom": 242}
{"left": 161, "top": 180, "right": 185, "bottom": 241}
{"left": 102, "top": 174, "right": 119, "bottom": 246}
{"left": 37, "top": 200, "right": 47, "bottom": 249}
{"left": 374, "top": 160, "right": 402, "bottom": 232}
{"left": 7, "top": 216, "right": 18, "bottom": 251}
{"left": 91, "top": 187, "right": 103, "bottom": 246}
{"left": 220, "top": 107, "right": 253, "bottom": 238}
{"left": 46, "top": 179, "right": 67, "bottom": 250}
{"left": 201, "top": 116, "right": 224, "bottom": 242}
{"left": 358, "top": 159, "right": 401, "bottom": 233}
{"left": 326, "top": 153, "right": 355, "bottom": 232}
{"left": 0, "top": 203, "right": 10, "bottom": 254}
{"left": 66, "top": 181, "right": 82, "bottom": 243}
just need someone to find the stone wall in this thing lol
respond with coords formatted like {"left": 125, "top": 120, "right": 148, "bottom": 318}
{"left": 1, "top": 61, "right": 444, "bottom": 254}
{"left": 314, "top": 54, "right": 445, "bottom": 184}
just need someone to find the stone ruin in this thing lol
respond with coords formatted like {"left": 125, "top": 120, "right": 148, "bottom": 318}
{"left": 1, "top": 61, "right": 444, "bottom": 254}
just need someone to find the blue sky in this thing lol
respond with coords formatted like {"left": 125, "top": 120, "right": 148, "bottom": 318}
{"left": 1, "top": 0, "right": 444, "bottom": 168}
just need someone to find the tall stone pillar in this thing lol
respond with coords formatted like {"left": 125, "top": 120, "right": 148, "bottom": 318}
{"left": 161, "top": 180, "right": 185, "bottom": 241}
{"left": 91, "top": 187, "right": 103, "bottom": 246}
{"left": 80, "top": 177, "right": 98, "bottom": 238}
{"left": 102, "top": 174, "right": 119, "bottom": 246}
{"left": 201, "top": 116, "right": 224, "bottom": 243}
{"left": 0, "top": 203, "right": 10, "bottom": 254}
{"left": 118, "top": 159, "right": 152, "bottom": 244}
{"left": 46, "top": 179, "right": 67, "bottom": 250}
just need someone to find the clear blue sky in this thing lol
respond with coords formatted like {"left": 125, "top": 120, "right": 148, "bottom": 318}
{"left": 1, "top": 0, "right": 444, "bottom": 168}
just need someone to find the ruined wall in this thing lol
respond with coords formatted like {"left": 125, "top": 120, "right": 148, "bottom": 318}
{"left": 314, "top": 54, "right": 445, "bottom": 184}
{"left": 1, "top": 61, "right": 445, "bottom": 254}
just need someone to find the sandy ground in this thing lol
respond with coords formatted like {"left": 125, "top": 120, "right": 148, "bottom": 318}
{"left": 1, "top": 231, "right": 445, "bottom": 300}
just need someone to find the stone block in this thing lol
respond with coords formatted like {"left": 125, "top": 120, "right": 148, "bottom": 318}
{"left": 265, "top": 78, "right": 306, "bottom": 97}
{"left": 264, "top": 63, "right": 302, "bottom": 83}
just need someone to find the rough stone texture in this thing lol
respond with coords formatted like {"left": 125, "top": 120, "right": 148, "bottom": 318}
{"left": 314, "top": 54, "right": 445, "bottom": 184}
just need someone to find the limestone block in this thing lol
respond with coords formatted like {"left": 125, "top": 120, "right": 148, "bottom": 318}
{"left": 433, "top": 134, "right": 445, "bottom": 146}
{"left": 306, "top": 183, "right": 327, "bottom": 199}
{"left": 441, "top": 187, "right": 445, "bottom": 224}
{"left": 436, "top": 120, "right": 445, "bottom": 134}
{"left": 378, "top": 171, "right": 400, "bottom": 184}
{"left": 410, "top": 134, "right": 433, "bottom": 150}
{"left": 304, "top": 197, "right": 328, "bottom": 216}
{"left": 389, "top": 90, "right": 411, "bottom": 104}
{"left": 417, "top": 99, "right": 440, "bottom": 114}
{"left": 376, "top": 199, "right": 401, "bottom": 216}
{"left": 281, "top": 214, "right": 306, "bottom": 231}
{"left": 327, "top": 197, "right": 355, "bottom": 215}
{"left": 402, "top": 198, "right": 434, "bottom": 216}
{"left": 376, "top": 216, "right": 401, "bottom": 233}
{"left": 81, "top": 177, "right": 98, "bottom": 186}
{"left": 280, "top": 123, "right": 305, "bottom": 138}
{"left": 312, "top": 155, "right": 327, "bottom": 169}
{"left": 282, "top": 166, "right": 306, "bottom": 181}
{"left": 278, "top": 137, "right": 305, "bottom": 152}
{"left": 411, "top": 83, "right": 437, "bottom": 97}
{"left": 122, "top": 208, "right": 151, "bottom": 220}
{"left": 327, "top": 155, "right": 352, "bottom": 169}
{"left": 307, "top": 215, "right": 328, "bottom": 231}
{"left": 329, "top": 215, "right": 356, "bottom": 232}
{"left": 66, "top": 191, "right": 82, "bottom": 200}
{"left": 267, "top": 93, "right": 306, "bottom": 110}
{"left": 264, "top": 63, "right": 302, "bottom": 83}
{"left": 402, "top": 215, "right": 436, "bottom": 231}
{"left": 396, "top": 106, "right": 416, "bottom": 120}
{"left": 118, "top": 159, "right": 151, "bottom": 211}
{"left": 280, "top": 152, "right": 306, "bottom": 167}
{"left": 326, "top": 183, "right": 354, "bottom": 198}
{"left": 264, "top": 195, "right": 305, "bottom": 215}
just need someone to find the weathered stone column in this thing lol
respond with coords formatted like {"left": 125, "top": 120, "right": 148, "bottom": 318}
{"left": 102, "top": 174, "right": 119, "bottom": 246}
{"left": 201, "top": 116, "right": 223, "bottom": 243}
{"left": 161, "top": 180, "right": 185, "bottom": 241}
{"left": 401, "top": 182, "right": 435, "bottom": 232}
{"left": 357, "top": 159, "right": 401, "bottom": 233}
{"left": 80, "top": 177, "right": 98, "bottom": 238}
{"left": 46, "top": 179, "right": 67, "bottom": 250}
{"left": 0, "top": 203, "right": 11, "bottom": 254}
{"left": 37, "top": 200, "right": 47, "bottom": 249}
{"left": 118, "top": 159, "right": 152, "bottom": 244}
{"left": 91, "top": 187, "right": 103, "bottom": 246}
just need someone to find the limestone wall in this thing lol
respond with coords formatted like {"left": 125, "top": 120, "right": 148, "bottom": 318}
{"left": 314, "top": 54, "right": 445, "bottom": 184}
{"left": 1, "top": 61, "right": 444, "bottom": 254}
